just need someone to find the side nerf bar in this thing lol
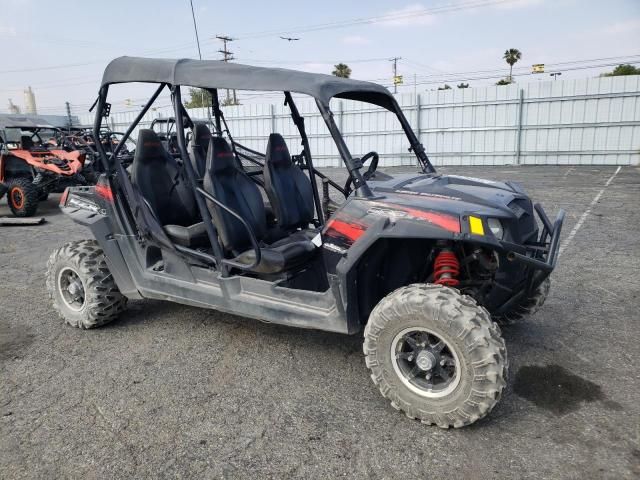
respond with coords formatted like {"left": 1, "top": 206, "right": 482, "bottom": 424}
{"left": 508, "top": 207, "right": 566, "bottom": 273}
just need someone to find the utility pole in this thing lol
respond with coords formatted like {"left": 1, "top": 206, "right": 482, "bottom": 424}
{"left": 65, "top": 101, "right": 72, "bottom": 132}
{"left": 216, "top": 35, "right": 236, "bottom": 104}
{"left": 550, "top": 72, "right": 562, "bottom": 81}
{"left": 390, "top": 57, "right": 402, "bottom": 94}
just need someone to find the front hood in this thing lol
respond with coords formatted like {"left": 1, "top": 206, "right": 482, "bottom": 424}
{"left": 369, "top": 173, "right": 529, "bottom": 218}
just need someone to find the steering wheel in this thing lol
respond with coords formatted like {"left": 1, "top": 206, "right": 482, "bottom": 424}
{"left": 344, "top": 151, "right": 379, "bottom": 196}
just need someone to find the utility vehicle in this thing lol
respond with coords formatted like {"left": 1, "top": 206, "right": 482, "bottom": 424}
{"left": 47, "top": 57, "right": 564, "bottom": 428}
{"left": 58, "top": 126, "right": 135, "bottom": 182}
{"left": 0, "top": 115, "right": 87, "bottom": 216}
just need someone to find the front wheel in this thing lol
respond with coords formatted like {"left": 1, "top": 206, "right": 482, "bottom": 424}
{"left": 493, "top": 277, "right": 551, "bottom": 325}
{"left": 363, "top": 284, "right": 507, "bottom": 428}
{"left": 46, "top": 240, "right": 127, "bottom": 329}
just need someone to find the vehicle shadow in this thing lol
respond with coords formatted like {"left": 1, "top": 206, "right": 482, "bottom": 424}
{"left": 104, "top": 297, "right": 363, "bottom": 355}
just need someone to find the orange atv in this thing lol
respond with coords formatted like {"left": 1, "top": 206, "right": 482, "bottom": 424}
{"left": 0, "top": 116, "right": 87, "bottom": 217}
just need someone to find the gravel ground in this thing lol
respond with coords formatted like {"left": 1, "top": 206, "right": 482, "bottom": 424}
{"left": 1, "top": 165, "right": 639, "bottom": 479}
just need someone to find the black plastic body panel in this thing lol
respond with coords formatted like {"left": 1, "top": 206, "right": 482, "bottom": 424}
{"left": 60, "top": 169, "right": 563, "bottom": 335}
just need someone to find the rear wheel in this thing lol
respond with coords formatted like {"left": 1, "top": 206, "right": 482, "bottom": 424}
{"left": 363, "top": 284, "right": 507, "bottom": 428}
{"left": 46, "top": 240, "right": 127, "bottom": 329}
{"left": 6, "top": 177, "right": 39, "bottom": 217}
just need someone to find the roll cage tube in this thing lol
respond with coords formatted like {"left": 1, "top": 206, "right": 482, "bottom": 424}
{"left": 92, "top": 84, "right": 140, "bottom": 238}
{"left": 284, "top": 91, "right": 324, "bottom": 223}
{"left": 92, "top": 85, "right": 111, "bottom": 173}
{"left": 316, "top": 100, "right": 373, "bottom": 198}
{"left": 173, "top": 89, "right": 261, "bottom": 270}
{"left": 207, "top": 88, "right": 223, "bottom": 136}
{"left": 386, "top": 95, "right": 435, "bottom": 174}
{"left": 171, "top": 85, "right": 231, "bottom": 275}
{"left": 108, "top": 83, "right": 167, "bottom": 164}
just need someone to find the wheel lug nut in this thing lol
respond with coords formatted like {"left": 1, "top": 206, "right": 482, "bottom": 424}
{"left": 440, "top": 359, "right": 446, "bottom": 366}
{"left": 426, "top": 374, "right": 431, "bottom": 380}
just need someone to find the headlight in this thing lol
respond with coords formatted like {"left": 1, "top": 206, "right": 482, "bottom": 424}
{"left": 487, "top": 218, "right": 504, "bottom": 239}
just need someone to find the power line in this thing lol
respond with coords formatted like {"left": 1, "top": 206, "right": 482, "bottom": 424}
{"left": 364, "top": 55, "right": 640, "bottom": 84}
{"left": 235, "top": 56, "right": 391, "bottom": 65}
{"left": 376, "top": 60, "right": 640, "bottom": 88}
{"left": 190, "top": 0, "right": 203, "bottom": 60}
{"left": 234, "top": 0, "right": 515, "bottom": 40}
{"left": 189, "top": 0, "right": 206, "bottom": 109}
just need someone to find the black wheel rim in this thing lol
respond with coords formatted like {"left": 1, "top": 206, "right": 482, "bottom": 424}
{"left": 391, "top": 327, "right": 460, "bottom": 398}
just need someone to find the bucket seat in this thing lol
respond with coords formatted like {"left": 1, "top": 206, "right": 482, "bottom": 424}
{"left": 130, "top": 129, "right": 207, "bottom": 248}
{"left": 203, "top": 136, "right": 316, "bottom": 274}
{"left": 263, "top": 133, "right": 315, "bottom": 232}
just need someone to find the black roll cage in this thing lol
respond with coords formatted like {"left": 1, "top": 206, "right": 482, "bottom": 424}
{"left": 92, "top": 81, "right": 435, "bottom": 276}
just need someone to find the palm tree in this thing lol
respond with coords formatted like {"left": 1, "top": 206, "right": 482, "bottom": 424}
{"left": 503, "top": 48, "right": 522, "bottom": 82}
{"left": 332, "top": 63, "right": 352, "bottom": 78}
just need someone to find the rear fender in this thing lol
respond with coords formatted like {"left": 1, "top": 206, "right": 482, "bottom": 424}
{"left": 60, "top": 186, "right": 141, "bottom": 298}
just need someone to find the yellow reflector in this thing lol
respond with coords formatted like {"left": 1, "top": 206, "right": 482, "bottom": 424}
{"left": 469, "top": 216, "right": 485, "bottom": 235}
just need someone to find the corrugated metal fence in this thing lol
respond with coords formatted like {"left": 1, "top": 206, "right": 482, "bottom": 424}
{"left": 78, "top": 75, "right": 640, "bottom": 166}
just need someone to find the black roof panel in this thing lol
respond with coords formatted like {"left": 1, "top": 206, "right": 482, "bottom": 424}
{"left": 101, "top": 57, "right": 393, "bottom": 104}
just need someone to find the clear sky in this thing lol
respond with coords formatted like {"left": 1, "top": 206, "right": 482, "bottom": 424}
{"left": 1, "top": 0, "right": 639, "bottom": 115}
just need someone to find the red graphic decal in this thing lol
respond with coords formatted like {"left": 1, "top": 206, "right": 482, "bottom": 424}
{"left": 400, "top": 206, "right": 461, "bottom": 233}
{"left": 325, "top": 218, "right": 367, "bottom": 243}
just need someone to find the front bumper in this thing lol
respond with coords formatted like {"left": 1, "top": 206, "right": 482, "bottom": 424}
{"left": 493, "top": 204, "right": 565, "bottom": 314}
{"left": 507, "top": 204, "right": 566, "bottom": 275}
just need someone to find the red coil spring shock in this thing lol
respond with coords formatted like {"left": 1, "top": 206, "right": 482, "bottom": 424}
{"left": 433, "top": 250, "right": 460, "bottom": 287}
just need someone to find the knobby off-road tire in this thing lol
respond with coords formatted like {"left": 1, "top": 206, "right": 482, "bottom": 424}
{"left": 493, "top": 277, "right": 550, "bottom": 325}
{"left": 6, "top": 177, "right": 39, "bottom": 217}
{"left": 363, "top": 284, "right": 507, "bottom": 428}
{"left": 46, "top": 240, "right": 127, "bottom": 329}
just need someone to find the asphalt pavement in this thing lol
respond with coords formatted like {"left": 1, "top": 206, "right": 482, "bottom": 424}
{"left": 1, "top": 165, "right": 639, "bottom": 479}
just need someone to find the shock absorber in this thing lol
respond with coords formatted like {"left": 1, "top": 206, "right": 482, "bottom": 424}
{"left": 433, "top": 248, "right": 460, "bottom": 287}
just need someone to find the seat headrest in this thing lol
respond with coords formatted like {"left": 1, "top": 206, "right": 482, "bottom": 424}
{"left": 266, "top": 133, "right": 292, "bottom": 168}
{"left": 206, "top": 137, "right": 236, "bottom": 173}
{"left": 135, "top": 129, "right": 166, "bottom": 162}
{"left": 193, "top": 123, "right": 212, "bottom": 147}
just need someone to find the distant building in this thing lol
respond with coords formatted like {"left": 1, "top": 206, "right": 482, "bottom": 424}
{"left": 24, "top": 86, "right": 37, "bottom": 114}
{"left": 8, "top": 99, "right": 21, "bottom": 114}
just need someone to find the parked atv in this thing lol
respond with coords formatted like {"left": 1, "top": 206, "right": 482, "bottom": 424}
{"left": 47, "top": 57, "right": 564, "bottom": 428}
{"left": 57, "top": 127, "right": 135, "bottom": 183}
{"left": 0, "top": 115, "right": 87, "bottom": 216}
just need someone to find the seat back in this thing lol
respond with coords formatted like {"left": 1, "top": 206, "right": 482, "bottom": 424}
{"left": 263, "top": 133, "right": 315, "bottom": 230}
{"left": 203, "top": 137, "right": 266, "bottom": 254}
{"left": 20, "top": 135, "right": 34, "bottom": 150}
{"left": 188, "top": 123, "right": 212, "bottom": 178}
{"left": 130, "top": 129, "right": 199, "bottom": 227}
